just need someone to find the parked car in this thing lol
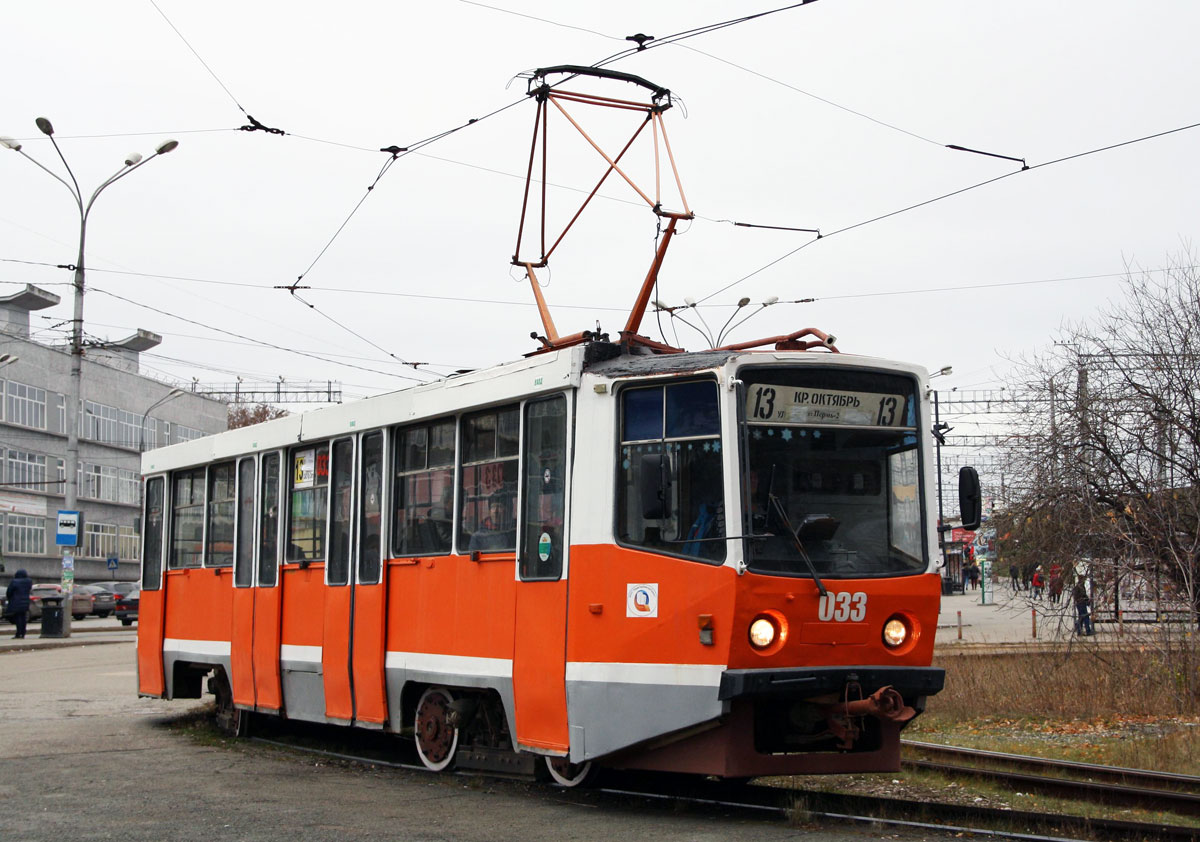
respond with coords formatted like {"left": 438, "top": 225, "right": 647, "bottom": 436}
{"left": 114, "top": 586, "right": 139, "bottom": 626}
{"left": 74, "top": 584, "right": 116, "bottom": 618}
{"left": 91, "top": 581, "right": 137, "bottom": 599}
{"left": 29, "top": 584, "right": 94, "bottom": 621}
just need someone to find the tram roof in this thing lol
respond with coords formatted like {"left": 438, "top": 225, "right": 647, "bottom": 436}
{"left": 142, "top": 343, "right": 926, "bottom": 474}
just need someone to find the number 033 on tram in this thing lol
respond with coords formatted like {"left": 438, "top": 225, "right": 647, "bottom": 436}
{"left": 136, "top": 343, "right": 977, "bottom": 783}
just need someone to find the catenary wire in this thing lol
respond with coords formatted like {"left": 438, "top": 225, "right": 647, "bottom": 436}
{"left": 698, "top": 119, "right": 1200, "bottom": 303}
{"left": 88, "top": 286, "right": 427, "bottom": 382}
{"left": 150, "top": 0, "right": 247, "bottom": 115}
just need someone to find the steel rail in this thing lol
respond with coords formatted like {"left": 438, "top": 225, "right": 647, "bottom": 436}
{"left": 903, "top": 739, "right": 1200, "bottom": 789}
{"left": 242, "top": 731, "right": 1200, "bottom": 841}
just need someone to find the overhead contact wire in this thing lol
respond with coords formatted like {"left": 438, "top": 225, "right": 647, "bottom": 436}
{"left": 89, "top": 287, "right": 426, "bottom": 382}
{"left": 700, "top": 119, "right": 1200, "bottom": 303}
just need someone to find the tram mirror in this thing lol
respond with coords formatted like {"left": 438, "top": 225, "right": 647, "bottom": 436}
{"left": 796, "top": 513, "right": 839, "bottom": 542}
{"left": 958, "top": 466, "right": 981, "bottom": 530}
{"left": 639, "top": 453, "right": 673, "bottom": 521}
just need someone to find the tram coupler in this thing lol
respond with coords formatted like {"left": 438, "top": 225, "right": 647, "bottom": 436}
{"left": 823, "top": 685, "right": 916, "bottom": 750}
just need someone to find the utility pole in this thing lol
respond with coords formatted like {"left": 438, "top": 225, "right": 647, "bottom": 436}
{"left": 2, "top": 118, "right": 178, "bottom": 636}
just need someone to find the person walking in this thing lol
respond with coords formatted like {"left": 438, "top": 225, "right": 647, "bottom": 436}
{"left": 968, "top": 560, "right": 980, "bottom": 591}
{"left": 4, "top": 568, "right": 33, "bottom": 639}
{"left": 1072, "top": 579, "right": 1094, "bottom": 635}
{"left": 1048, "top": 562, "right": 1064, "bottom": 605}
{"left": 1009, "top": 562, "right": 1020, "bottom": 591}
{"left": 1031, "top": 565, "right": 1045, "bottom": 600}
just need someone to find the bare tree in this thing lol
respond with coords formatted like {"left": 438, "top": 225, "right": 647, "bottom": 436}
{"left": 228, "top": 403, "right": 289, "bottom": 429}
{"left": 1001, "top": 255, "right": 1200, "bottom": 707}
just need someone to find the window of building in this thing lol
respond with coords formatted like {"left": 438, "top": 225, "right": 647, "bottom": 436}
{"left": 459, "top": 406, "right": 519, "bottom": 553}
{"left": 5, "top": 514, "right": 46, "bottom": 555}
{"left": 118, "top": 525, "right": 140, "bottom": 562}
{"left": 5, "top": 450, "right": 48, "bottom": 491}
{"left": 6, "top": 382, "right": 47, "bottom": 429}
{"left": 206, "top": 462, "right": 235, "bottom": 567}
{"left": 288, "top": 444, "right": 328, "bottom": 562}
{"left": 359, "top": 432, "right": 384, "bottom": 584}
{"left": 170, "top": 467, "right": 206, "bottom": 568}
{"left": 258, "top": 452, "right": 281, "bottom": 587}
{"left": 327, "top": 439, "right": 354, "bottom": 586}
{"left": 234, "top": 457, "right": 256, "bottom": 587}
{"left": 392, "top": 420, "right": 455, "bottom": 556}
{"left": 519, "top": 396, "right": 567, "bottom": 580}
{"left": 143, "top": 477, "right": 165, "bottom": 588}
{"left": 617, "top": 380, "right": 725, "bottom": 562}
{"left": 84, "top": 522, "right": 119, "bottom": 559}
{"left": 175, "top": 424, "right": 204, "bottom": 444}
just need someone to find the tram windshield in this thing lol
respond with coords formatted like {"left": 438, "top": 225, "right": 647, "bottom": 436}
{"left": 741, "top": 368, "right": 925, "bottom": 578}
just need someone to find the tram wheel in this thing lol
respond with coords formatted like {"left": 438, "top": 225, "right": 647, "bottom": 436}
{"left": 544, "top": 755, "right": 595, "bottom": 788}
{"left": 414, "top": 686, "right": 459, "bottom": 772}
{"left": 209, "top": 670, "right": 249, "bottom": 738}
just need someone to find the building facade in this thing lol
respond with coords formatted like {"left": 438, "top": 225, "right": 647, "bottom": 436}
{"left": 0, "top": 284, "right": 226, "bottom": 584}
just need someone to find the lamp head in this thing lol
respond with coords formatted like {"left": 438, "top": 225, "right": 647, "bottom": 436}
{"left": 683, "top": 297, "right": 696, "bottom": 307}
{"left": 155, "top": 139, "right": 179, "bottom": 155}
{"left": 125, "top": 153, "right": 144, "bottom": 167}
{"left": 764, "top": 295, "right": 779, "bottom": 306}
{"left": 35, "top": 117, "right": 54, "bottom": 136}
{"left": 0, "top": 136, "right": 21, "bottom": 152}
{"left": 737, "top": 297, "right": 751, "bottom": 308}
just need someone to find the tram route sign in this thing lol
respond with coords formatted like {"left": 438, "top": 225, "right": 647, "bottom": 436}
{"left": 746, "top": 384, "right": 908, "bottom": 427}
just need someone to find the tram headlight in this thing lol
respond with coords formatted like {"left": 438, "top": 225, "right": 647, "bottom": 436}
{"left": 882, "top": 617, "right": 908, "bottom": 648}
{"left": 749, "top": 617, "right": 777, "bottom": 649}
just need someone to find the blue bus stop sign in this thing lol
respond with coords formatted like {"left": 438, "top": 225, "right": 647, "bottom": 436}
{"left": 107, "top": 557, "right": 119, "bottom": 571}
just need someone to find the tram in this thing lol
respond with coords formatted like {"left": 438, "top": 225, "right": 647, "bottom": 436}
{"left": 134, "top": 67, "right": 979, "bottom": 785}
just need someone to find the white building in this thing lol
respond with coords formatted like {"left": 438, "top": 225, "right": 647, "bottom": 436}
{"left": 0, "top": 283, "right": 226, "bottom": 584}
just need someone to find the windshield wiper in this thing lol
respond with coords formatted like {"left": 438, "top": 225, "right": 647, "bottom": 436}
{"left": 767, "top": 492, "right": 828, "bottom": 597}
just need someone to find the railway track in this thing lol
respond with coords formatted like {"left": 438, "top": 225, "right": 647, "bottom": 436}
{"left": 902, "top": 739, "right": 1200, "bottom": 816}
{"left": 244, "top": 724, "right": 1200, "bottom": 841}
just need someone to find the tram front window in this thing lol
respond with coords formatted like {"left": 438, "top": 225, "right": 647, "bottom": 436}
{"left": 742, "top": 369, "right": 925, "bottom": 578}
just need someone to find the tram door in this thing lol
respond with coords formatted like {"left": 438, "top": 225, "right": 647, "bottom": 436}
{"left": 229, "top": 454, "right": 286, "bottom": 712}
{"left": 321, "top": 437, "right": 357, "bottom": 722}
{"left": 230, "top": 457, "right": 258, "bottom": 708}
{"left": 350, "top": 431, "right": 388, "bottom": 725}
{"left": 314, "top": 435, "right": 387, "bottom": 725}
{"left": 512, "top": 395, "right": 572, "bottom": 751}
{"left": 252, "top": 452, "right": 284, "bottom": 711}
{"left": 136, "top": 476, "right": 168, "bottom": 696}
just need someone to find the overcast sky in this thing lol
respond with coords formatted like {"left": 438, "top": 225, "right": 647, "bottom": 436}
{"left": 2, "top": 1, "right": 1198, "bottom": 410}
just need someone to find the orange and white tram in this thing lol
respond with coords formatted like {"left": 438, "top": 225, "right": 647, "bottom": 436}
{"left": 137, "top": 341, "right": 979, "bottom": 784}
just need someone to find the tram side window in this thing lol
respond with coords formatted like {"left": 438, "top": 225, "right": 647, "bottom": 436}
{"left": 460, "top": 406, "right": 519, "bottom": 553}
{"left": 393, "top": 420, "right": 456, "bottom": 556}
{"left": 234, "top": 458, "right": 256, "bottom": 587}
{"left": 259, "top": 452, "right": 281, "bottom": 587}
{"left": 327, "top": 438, "right": 353, "bottom": 586}
{"left": 519, "top": 396, "right": 566, "bottom": 580}
{"left": 206, "top": 462, "right": 236, "bottom": 567}
{"left": 142, "top": 476, "right": 165, "bottom": 589}
{"left": 288, "top": 445, "right": 329, "bottom": 562}
{"left": 170, "top": 467, "right": 206, "bottom": 569}
{"left": 617, "top": 381, "right": 726, "bottom": 562}
{"left": 359, "top": 432, "right": 383, "bottom": 584}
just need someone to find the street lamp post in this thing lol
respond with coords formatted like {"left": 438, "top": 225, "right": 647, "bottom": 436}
{"left": 140, "top": 389, "right": 185, "bottom": 453}
{"left": 2, "top": 120, "right": 178, "bottom": 637}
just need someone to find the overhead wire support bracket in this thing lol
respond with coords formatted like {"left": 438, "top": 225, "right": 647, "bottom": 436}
{"left": 512, "top": 67, "right": 692, "bottom": 355}
{"left": 239, "top": 115, "right": 286, "bottom": 136}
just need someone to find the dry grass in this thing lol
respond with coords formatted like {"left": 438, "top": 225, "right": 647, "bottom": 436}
{"left": 910, "top": 645, "right": 1200, "bottom": 774}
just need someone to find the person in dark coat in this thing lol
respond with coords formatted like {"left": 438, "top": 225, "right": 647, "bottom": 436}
{"left": 5, "top": 568, "right": 33, "bottom": 639}
{"left": 1072, "top": 580, "right": 1094, "bottom": 636}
